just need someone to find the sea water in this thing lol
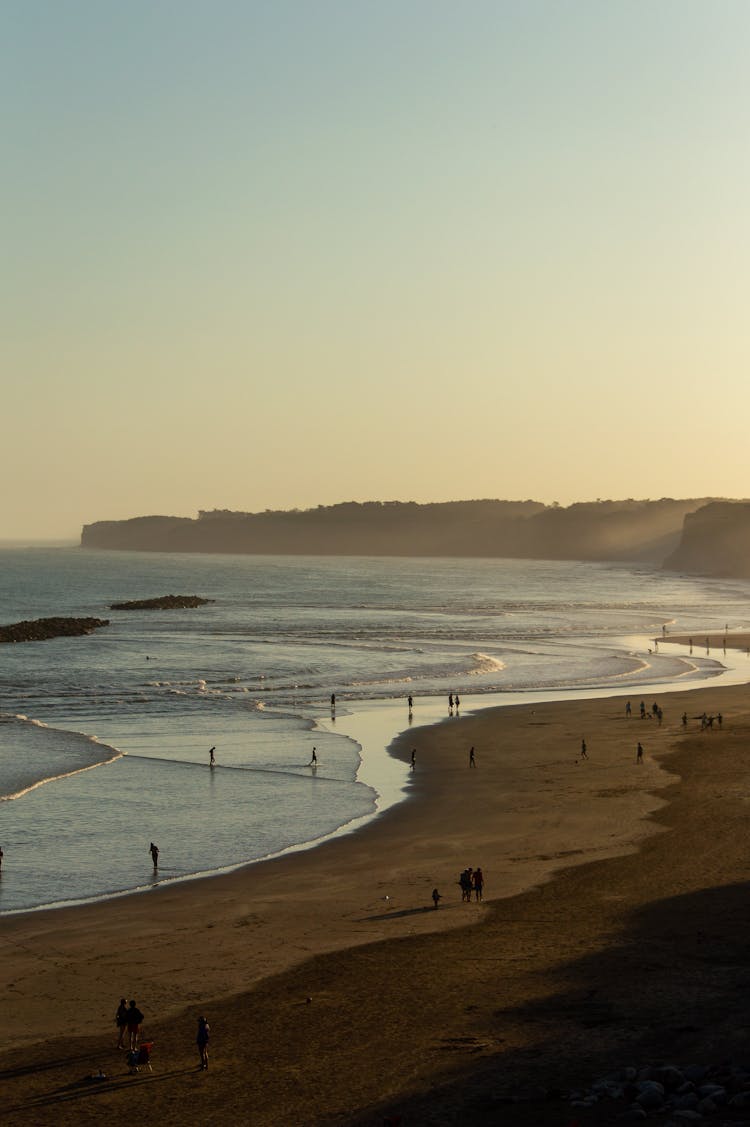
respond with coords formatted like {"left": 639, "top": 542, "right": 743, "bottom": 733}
{"left": 1, "top": 547, "right": 749, "bottom": 914}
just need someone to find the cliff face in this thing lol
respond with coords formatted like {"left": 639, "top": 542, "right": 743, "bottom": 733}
{"left": 663, "top": 501, "right": 750, "bottom": 577}
{"left": 81, "top": 498, "right": 715, "bottom": 564}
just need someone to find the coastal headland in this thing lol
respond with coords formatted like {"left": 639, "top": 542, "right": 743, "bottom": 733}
{"left": 2, "top": 679, "right": 750, "bottom": 1125}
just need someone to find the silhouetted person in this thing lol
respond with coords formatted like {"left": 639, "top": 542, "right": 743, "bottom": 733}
{"left": 310, "top": 747, "right": 317, "bottom": 767}
{"left": 149, "top": 842, "right": 159, "bottom": 868}
{"left": 636, "top": 742, "right": 644, "bottom": 764}
{"left": 469, "top": 746, "right": 476, "bottom": 767}
{"left": 196, "top": 1015, "right": 210, "bottom": 1070}
{"left": 432, "top": 888, "right": 442, "bottom": 909}
{"left": 127, "top": 999, "right": 144, "bottom": 1051}
{"left": 209, "top": 746, "right": 216, "bottom": 767}
{"left": 408, "top": 694, "right": 413, "bottom": 713}
{"left": 580, "top": 738, "right": 588, "bottom": 760}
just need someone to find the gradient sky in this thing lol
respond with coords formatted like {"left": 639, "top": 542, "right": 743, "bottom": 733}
{"left": 3, "top": 1, "right": 749, "bottom": 538}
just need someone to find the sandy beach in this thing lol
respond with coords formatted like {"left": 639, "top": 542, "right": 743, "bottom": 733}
{"left": 3, "top": 678, "right": 750, "bottom": 1125}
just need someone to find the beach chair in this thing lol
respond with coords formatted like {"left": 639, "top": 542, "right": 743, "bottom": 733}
{"left": 128, "top": 1040, "right": 154, "bottom": 1073}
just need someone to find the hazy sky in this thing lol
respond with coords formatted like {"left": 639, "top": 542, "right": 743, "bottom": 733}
{"left": 3, "top": 1, "right": 749, "bottom": 538}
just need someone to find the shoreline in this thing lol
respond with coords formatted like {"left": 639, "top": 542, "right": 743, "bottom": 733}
{"left": 3, "top": 632, "right": 747, "bottom": 917}
{"left": 3, "top": 675, "right": 750, "bottom": 1123}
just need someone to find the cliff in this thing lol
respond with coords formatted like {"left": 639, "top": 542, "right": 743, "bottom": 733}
{"left": 81, "top": 498, "right": 713, "bottom": 563}
{"left": 663, "top": 501, "right": 750, "bottom": 577}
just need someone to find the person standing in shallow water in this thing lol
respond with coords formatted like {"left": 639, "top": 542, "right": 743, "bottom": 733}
{"left": 149, "top": 842, "right": 159, "bottom": 868}
{"left": 209, "top": 746, "right": 216, "bottom": 767}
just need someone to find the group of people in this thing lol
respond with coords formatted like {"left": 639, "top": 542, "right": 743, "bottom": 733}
{"left": 459, "top": 866, "right": 484, "bottom": 902}
{"left": 114, "top": 998, "right": 209, "bottom": 1069}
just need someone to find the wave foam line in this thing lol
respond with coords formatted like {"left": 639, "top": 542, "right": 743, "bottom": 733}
{"left": 1, "top": 747, "right": 124, "bottom": 802}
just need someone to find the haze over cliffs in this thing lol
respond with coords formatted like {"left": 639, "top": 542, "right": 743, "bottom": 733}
{"left": 80, "top": 497, "right": 735, "bottom": 570}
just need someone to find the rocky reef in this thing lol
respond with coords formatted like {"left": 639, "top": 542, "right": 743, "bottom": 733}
{"left": 109, "top": 595, "right": 213, "bottom": 610}
{"left": 0, "top": 617, "right": 109, "bottom": 643}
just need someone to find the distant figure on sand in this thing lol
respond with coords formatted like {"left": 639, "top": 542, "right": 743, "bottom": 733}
{"left": 196, "top": 1015, "right": 210, "bottom": 1070}
{"left": 209, "top": 746, "right": 216, "bottom": 767}
{"left": 455, "top": 694, "right": 460, "bottom": 712}
{"left": 449, "top": 693, "right": 454, "bottom": 713}
{"left": 473, "top": 866, "right": 484, "bottom": 901}
{"left": 580, "top": 739, "right": 588, "bottom": 760}
{"left": 330, "top": 693, "right": 336, "bottom": 713}
{"left": 0, "top": 845, "right": 3, "bottom": 870}
{"left": 149, "top": 842, "right": 159, "bottom": 868}
{"left": 115, "top": 997, "right": 129, "bottom": 1048}
{"left": 469, "top": 746, "right": 476, "bottom": 768}
{"left": 431, "top": 888, "right": 441, "bottom": 909}
{"left": 310, "top": 747, "right": 317, "bottom": 767}
{"left": 408, "top": 694, "right": 413, "bottom": 713}
{"left": 127, "top": 999, "right": 144, "bottom": 1051}
{"left": 637, "top": 742, "right": 644, "bottom": 764}
{"left": 625, "top": 700, "right": 631, "bottom": 717}
{"left": 411, "top": 749, "right": 416, "bottom": 770}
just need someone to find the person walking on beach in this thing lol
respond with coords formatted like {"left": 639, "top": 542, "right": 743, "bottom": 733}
{"left": 469, "top": 746, "right": 476, "bottom": 768}
{"left": 431, "top": 888, "right": 441, "bottom": 909}
{"left": 209, "top": 746, "right": 216, "bottom": 767}
{"left": 330, "top": 693, "right": 336, "bottom": 714}
{"left": 127, "top": 999, "right": 144, "bottom": 1051}
{"left": 449, "top": 693, "right": 454, "bottom": 714}
{"left": 473, "top": 867, "right": 484, "bottom": 902}
{"left": 636, "top": 742, "right": 644, "bottom": 764}
{"left": 454, "top": 694, "right": 460, "bottom": 712}
{"left": 310, "top": 747, "right": 317, "bottom": 767}
{"left": 115, "top": 997, "right": 129, "bottom": 1049}
{"left": 408, "top": 694, "right": 413, "bottom": 713}
{"left": 149, "top": 842, "right": 159, "bottom": 868}
{"left": 625, "top": 700, "right": 632, "bottom": 717}
{"left": 196, "top": 1015, "right": 210, "bottom": 1070}
{"left": 580, "top": 738, "right": 588, "bottom": 760}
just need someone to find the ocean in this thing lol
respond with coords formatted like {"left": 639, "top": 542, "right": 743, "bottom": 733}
{"left": 1, "top": 547, "right": 749, "bottom": 915}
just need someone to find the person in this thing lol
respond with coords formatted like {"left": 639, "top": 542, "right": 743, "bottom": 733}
{"left": 196, "top": 1015, "right": 210, "bottom": 1070}
{"left": 209, "top": 746, "right": 216, "bottom": 767}
{"left": 149, "top": 842, "right": 159, "bottom": 868}
{"left": 310, "top": 746, "right": 317, "bottom": 766}
{"left": 682, "top": 712, "right": 688, "bottom": 727}
{"left": 115, "top": 997, "right": 129, "bottom": 1049}
{"left": 448, "top": 693, "right": 454, "bottom": 713}
{"left": 469, "top": 746, "right": 476, "bottom": 768}
{"left": 637, "top": 742, "right": 643, "bottom": 764}
{"left": 0, "top": 845, "right": 3, "bottom": 871}
{"left": 473, "top": 867, "right": 484, "bottom": 902}
{"left": 625, "top": 700, "right": 632, "bottom": 717}
{"left": 454, "top": 693, "right": 460, "bottom": 711}
{"left": 580, "top": 738, "right": 588, "bottom": 760}
{"left": 459, "top": 868, "right": 473, "bottom": 902}
{"left": 431, "top": 888, "right": 441, "bottom": 909}
{"left": 330, "top": 693, "right": 336, "bottom": 712}
{"left": 411, "top": 748, "right": 416, "bottom": 770}
{"left": 718, "top": 712, "right": 723, "bottom": 728}
{"left": 127, "top": 999, "right": 144, "bottom": 1051}
{"left": 407, "top": 694, "right": 413, "bottom": 712}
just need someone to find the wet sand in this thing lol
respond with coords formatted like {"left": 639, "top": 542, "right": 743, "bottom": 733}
{"left": 3, "top": 679, "right": 750, "bottom": 1125}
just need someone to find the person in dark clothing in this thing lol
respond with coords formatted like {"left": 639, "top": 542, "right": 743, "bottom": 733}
{"left": 127, "top": 999, "right": 144, "bottom": 1050}
{"left": 115, "top": 997, "right": 129, "bottom": 1048}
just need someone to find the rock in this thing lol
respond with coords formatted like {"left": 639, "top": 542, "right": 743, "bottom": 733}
{"left": 0, "top": 617, "right": 109, "bottom": 643}
{"left": 110, "top": 595, "right": 213, "bottom": 610}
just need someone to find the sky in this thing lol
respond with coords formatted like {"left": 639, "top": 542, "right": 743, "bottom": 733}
{"left": 3, "top": 0, "right": 750, "bottom": 539}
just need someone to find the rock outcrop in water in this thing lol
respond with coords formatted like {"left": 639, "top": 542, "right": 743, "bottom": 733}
{"left": 109, "top": 595, "right": 213, "bottom": 610}
{"left": 81, "top": 498, "right": 715, "bottom": 563}
{"left": 0, "top": 617, "right": 109, "bottom": 643}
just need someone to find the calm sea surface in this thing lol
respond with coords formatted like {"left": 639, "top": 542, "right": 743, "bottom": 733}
{"left": 1, "top": 548, "right": 749, "bottom": 914}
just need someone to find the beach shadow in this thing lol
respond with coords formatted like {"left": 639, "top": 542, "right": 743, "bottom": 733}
{"left": 7, "top": 1066, "right": 195, "bottom": 1114}
{"left": 350, "top": 878, "right": 750, "bottom": 1126}
{"left": 359, "top": 905, "right": 449, "bottom": 922}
